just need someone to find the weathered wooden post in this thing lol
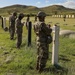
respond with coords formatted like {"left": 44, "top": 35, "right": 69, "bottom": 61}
{"left": 59, "top": 15, "right": 61, "bottom": 18}
{"left": 52, "top": 25, "right": 60, "bottom": 65}
{"left": 28, "top": 21, "right": 32, "bottom": 46}
{"left": 72, "top": 15, "right": 75, "bottom": 18}
{"left": 0, "top": 16, "right": 3, "bottom": 28}
{"left": 61, "top": 15, "right": 63, "bottom": 18}
{"left": 57, "top": 15, "right": 59, "bottom": 18}
{"left": 52, "top": 15, "right": 54, "bottom": 18}
{"left": 3, "top": 17, "right": 6, "bottom": 29}
{"left": 69, "top": 15, "right": 71, "bottom": 18}
{"left": 2, "top": 17, "right": 3, "bottom": 28}
{"left": 55, "top": 15, "right": 56, "bottom": 18}
{"left": 66, "top": 15, "right": 68, "bottom": 18}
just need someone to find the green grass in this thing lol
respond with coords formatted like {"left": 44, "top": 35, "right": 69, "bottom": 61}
{"left": 0, "top": 17, "right": 75, "bottom": 75}
{"left": 45, "top": 17, "right": 75, "bottom": 30}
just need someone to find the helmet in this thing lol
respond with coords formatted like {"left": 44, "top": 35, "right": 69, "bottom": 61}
{"left": 13, "top": 12, "right": 17, "bottom": 16}
{"left": 18, "top": 13, "right": 25, "bottom": 20}
{"left": 37, "top": 11, "right": 46, "bottom": 17}
{"left": 27, "top": 14, "right": 30, "bottom": 17}
{"left": 19, "top": 13, "right": 24, "bottom": 18}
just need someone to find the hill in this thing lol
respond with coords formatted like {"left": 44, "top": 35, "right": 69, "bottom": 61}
{"left": 0, "top": 4, "right": 41, "bottom": 15}
{"left": 0, "top": 4, "right": 75, "bottom": 16}
{"left": 41, "top": 5, "right": 75, "bottom": 15}
{"left": 0, "top": 4, "right": 41, "bottom": 16}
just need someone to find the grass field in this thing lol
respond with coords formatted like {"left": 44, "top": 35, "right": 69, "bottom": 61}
{"left": 0, "top": 17, "right": 75, "bottom": 75}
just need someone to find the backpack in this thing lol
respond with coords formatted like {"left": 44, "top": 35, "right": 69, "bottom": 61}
{"left": 40, "top": 22, "right": 52, "bottom": 44}
{"left": 47, "top": 34, "right": 52, "bottom": 44}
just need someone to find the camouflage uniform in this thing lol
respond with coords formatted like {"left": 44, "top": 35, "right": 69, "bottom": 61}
{"left": 34, "top": 11, "right": 52, "bottom": 72}
{"left": 34, "top": 16, "right": 37, "bottom": 22}
{"left": 9, "top": 12, "right": 17, "bottom": 40}
{"left": 63, "top": 15, "right": 66, "bottom": 21}
{"left": 15, "top": 13, "right": 24, "bottom": 48}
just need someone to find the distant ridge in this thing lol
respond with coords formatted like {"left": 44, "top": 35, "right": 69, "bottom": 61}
{"left": 41, "top": 5, "right": 75, "bottom": 14}
{"left": 0, "top": 4, "right": 75, "bottom": 15}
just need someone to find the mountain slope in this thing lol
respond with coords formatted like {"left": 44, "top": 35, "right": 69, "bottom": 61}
{"left": 0, "top": 4, "right": 41, "bottom": 15}
{"left": 41, "top": 5, "right": 75, "bottom": 14}
{"left": 0, "top": 4, "right": 75, "bottom": 16}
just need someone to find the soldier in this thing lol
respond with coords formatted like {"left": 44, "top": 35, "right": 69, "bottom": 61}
{"left": 34, "top": 11, "right": 52, "bottom": 72}
{"left": 9, "top": 12, "right": 17, "bottom": 40}
{"left": 0, "top": 16, "right": 1, "bottom": 18}
{"left": 26, "top": 14, "right": 30, "bottom": 29}
{"left": 15, "top": 13, "right": 25, "bottom": 49}
{"left": 63, "top": 15, "right": 66, "bottom": 21}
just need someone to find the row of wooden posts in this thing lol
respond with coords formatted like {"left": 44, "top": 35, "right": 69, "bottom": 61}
{"left": 0, "top": 17, "right": 60, "bottom": 66}
{"left": 52, "top": 14, "right": 75, "bottom": 18}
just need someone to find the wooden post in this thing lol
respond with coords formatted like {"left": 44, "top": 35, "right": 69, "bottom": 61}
{"left": 66, "top": 15, "right": 68, "bottom": 18}
{"left": 28, "top": 21, "right": 32, "bottom": 46}
{"left": 61, "top": 15, "right": 63, "bottom": 18}
{"left": 2, "top": 17, "right": 3, "bottom": 28}
{"left": 69, "top": 15, "right": 71, "bottom": 18}
{"left": 72, "top": 15, "right": 74, "bottom": 18}
{"left": 52, "top": 25, "right": 60, "bottom": 65}
{"left": 0, "top": 16, "right": 3, "bottom": 28}
{"left": 55, "top": 15, "right": 56, "bottom": 18}
{"left": 3, "top": 18, "right": 6, "bottom": 29}
{"left": 52, "top": 15, "right": 54, "bottom": 18}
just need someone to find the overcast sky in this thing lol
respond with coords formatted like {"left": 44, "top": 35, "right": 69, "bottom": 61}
{"left": 0, "top": 0, "right": 75, "bottom": 9}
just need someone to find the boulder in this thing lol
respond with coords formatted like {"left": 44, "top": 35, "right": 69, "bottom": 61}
{"left": 59, "top": 30, "right": 75, "bottom": 38}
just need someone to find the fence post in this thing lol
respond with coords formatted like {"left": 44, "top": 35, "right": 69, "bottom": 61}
{"left": 3, "top": 18, "right": 6, "bottom": 29}
{"left": 28, "top": 21, "right": 32, "bottom": 46}
{"left": 0, "top": 16, "right": 3, "bottom": 28}
{"left": 52, "top": 25, "right": 60, "bottom": 65}
{"left": 1, "top": 17, "right": 3, "bottom": 28}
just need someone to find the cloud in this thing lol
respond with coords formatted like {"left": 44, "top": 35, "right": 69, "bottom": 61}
{"left": 36, "top": 1, "right": 41, "bottom": 7}
{"left": 51, "top": 0, "right": 75, "bottom": 9}
{"left": 45, "top": 0, "right": 49, "bottom": 3}
{"left": 36, "top": 1, "right": 41, "bottom": 4}
{"left": 66, "top": 0, "right": 74, "bottom": 1}
{"left": 63, "top": 0, "right": 75, "bottom": 8}
{"left": 63, "top": 1, "right": 75, "bottom": 9}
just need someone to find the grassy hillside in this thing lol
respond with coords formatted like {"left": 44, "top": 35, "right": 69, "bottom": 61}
{"left": 0, "top": 4, "right": 41, "bottom": 16}
{"left": 0, "top": 17, "right": 75, "bottom": 75}
{"left": 41, "top": 5, "right": 75, "bottom": 15}
{"left": 0, "top": 4, "right": 75, "bottom": 16}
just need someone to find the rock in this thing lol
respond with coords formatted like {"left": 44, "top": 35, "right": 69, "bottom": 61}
{"left": 63, "top": 24, "right": 68, "bottom": 26}
{"left": 49, "top": 22, "right": 52, "bottom": 23}
{"left": 56, "top": 23, "right": 60, "bottom": 24}
{"left": 3, "top": 51, "right": 10, "bottom": 55}
{"left": 60, "top": 30, "right": 73, "bottom": 35}
{"left": 0, "top": 46, "right": 4, "bottom": 49}
{"left": 69, "top": 34, "right": 75, "bottom": 39}
{"left": 59, "top": 30, "right": 75, "bottom": 38}
{"left": 5, "top": 55, "right": 13, "bottom": 64}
